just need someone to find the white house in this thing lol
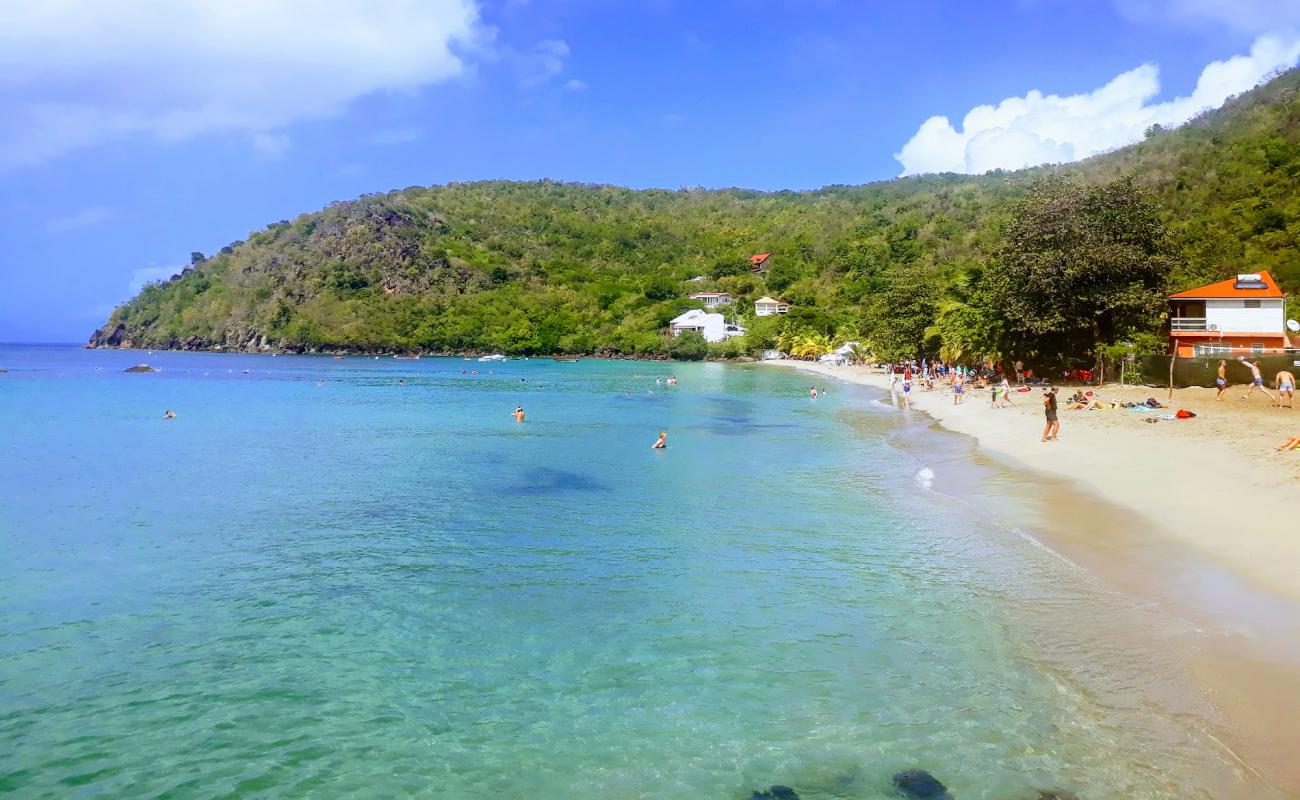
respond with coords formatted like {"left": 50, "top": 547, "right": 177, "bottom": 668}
{"left": 688, "top": 292, "right": 734, "bottom": 308}
{"left": 669, "top": 310, "right": 745, "bottom": 343}
{"left": 754, "top": 296, "right": 789, "bottom": 317}
{"left": 1168, "top": 272, "right": 1291, "bottom": 356}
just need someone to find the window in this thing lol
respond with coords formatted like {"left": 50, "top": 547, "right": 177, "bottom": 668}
{"left": 1244, "top": 299, "right": 1261, "bottom": 309}
{"left": 1251, "top": 343, "right": 1265, "bottom": 354}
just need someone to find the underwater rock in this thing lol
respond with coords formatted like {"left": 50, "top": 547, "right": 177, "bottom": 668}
{"left": 1037, "top": 791, "right": 1079, "bottom": 800}
{"left": 892, "top": 769, "right": 952, "bottom": 799}
{"left": 123, "top": 364, "right": 158, "bottom": 373}
{"left": 748, "top": 785, "right": 799, "bottom": 800}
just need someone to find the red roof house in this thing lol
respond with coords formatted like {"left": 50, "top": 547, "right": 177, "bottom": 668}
{"left": 1168, "top": 271, "right": 1290, "bottom": 356}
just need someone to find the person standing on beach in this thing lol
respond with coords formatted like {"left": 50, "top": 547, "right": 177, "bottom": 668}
{"left": 1276, "top": 369, "right": 1296, "bottom": 408}
{"left": 1240, "top": 359, "right": 1276, "bottom": 403}
{"left": 1041, "top": 387, "right": 1059, "bottom": 442}
{"left": 953, "top": 371, "right": 965, "bottom": 405}
{"left": 1014, "top": 359, "right": 1024, "bottom": 386}
{"left": 1215, "top": 360, "right": 1228, "bottom": 401}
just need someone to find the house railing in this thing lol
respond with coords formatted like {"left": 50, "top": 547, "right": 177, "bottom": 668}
{"left": 1170, "top": 317, "right": 1208, "bottom": 331}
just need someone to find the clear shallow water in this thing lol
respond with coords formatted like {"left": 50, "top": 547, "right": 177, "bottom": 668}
{"left": 0, "top": 346, "right": 1248, "bottom": 798}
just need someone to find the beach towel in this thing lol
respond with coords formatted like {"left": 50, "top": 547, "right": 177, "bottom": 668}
{"left": 1157, "top": 413, "right": 1177, "bottom": 420}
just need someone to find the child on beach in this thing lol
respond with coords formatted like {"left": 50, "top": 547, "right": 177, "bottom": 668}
{"left": 1215, "top": 360, "right": 1228, "bottom": 401}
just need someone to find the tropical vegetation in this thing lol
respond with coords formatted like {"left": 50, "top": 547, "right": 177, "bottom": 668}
{"left": 92, "top": 68, "right": 1300, "bottom": 366}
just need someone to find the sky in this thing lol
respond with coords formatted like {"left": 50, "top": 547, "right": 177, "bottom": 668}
{"left": 2, "top": 0, "right": 1299, "bottom": 342}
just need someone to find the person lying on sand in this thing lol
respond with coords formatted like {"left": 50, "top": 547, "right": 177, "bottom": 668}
{"left": 1276, "top": 436, "right": 1300, "bottom": 451}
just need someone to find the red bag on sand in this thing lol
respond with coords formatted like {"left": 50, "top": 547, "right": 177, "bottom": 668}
{"left": 1175, "top": 409, "right": 1196, "bottom": 419}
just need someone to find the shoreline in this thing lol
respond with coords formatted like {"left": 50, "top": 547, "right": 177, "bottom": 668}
{"left": 768, "top": 359, "right": 1300, "bottom": 794}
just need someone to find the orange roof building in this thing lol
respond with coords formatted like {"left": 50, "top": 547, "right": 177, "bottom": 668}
{"left": 749, "top": 253, "right": 771, "bottom": 271}
{"left": 1168, "top": 271, "right": 1290, "bottom": 356}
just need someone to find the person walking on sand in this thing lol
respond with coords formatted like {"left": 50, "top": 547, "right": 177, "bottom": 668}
{"left": 1276, "top": 369, "right": 1296, "bottom": 408}
{"left": 998, "top": 374, "right": 1015, "bottom": 407}
{"left": 511, "top": 406, "right": 525, "bottom": 422}
{"left": 953, "top": 371, "right": 965, "bottom": 405}
{"left": 1240, "top": 359, "right": 1276, "bottom": 403}
{"left": 1041, "top": 387, "right": 1059, "bottom": 442}
{"left": 1215, "top": 360, "right": 1228, "bottom": 401}
{"left": 652, "top": 431, "right": 667, "bottom": 449}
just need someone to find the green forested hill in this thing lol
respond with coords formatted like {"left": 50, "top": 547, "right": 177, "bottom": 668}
{"left": 90, "top": 68, "right": 1300, "bottom": 361}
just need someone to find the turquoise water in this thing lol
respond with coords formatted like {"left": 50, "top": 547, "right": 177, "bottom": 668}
{"left": 0, "top": 346, "right": 1244, "bottom": 798}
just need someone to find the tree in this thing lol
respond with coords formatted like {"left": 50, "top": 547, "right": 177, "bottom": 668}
{"left": 864, "top": 263, "right": 939, "bottom": 362}
{"left": 982, "top": 177, "right": 1177, "bottom": 366}
{"left": 190, "top": 251, "right": 207, "bottom": 265}
{"left": 668, "top": 331, "right": 708, "bottom": 360}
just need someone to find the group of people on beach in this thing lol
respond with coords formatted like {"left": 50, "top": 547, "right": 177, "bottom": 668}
{"left": 1214, "top": 359, "right": 1295, "bottom": 408}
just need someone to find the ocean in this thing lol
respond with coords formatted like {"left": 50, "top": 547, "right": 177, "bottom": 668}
{"left": 0, "top": 346, "right": 1251, "bottom": 798}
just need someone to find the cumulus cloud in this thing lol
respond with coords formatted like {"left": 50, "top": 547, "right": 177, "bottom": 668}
{"left": 895, "top": 33, "right": 1300, "bottom": 176}
{"left": 0, "top": 0, "right": 484, "bottom": 169}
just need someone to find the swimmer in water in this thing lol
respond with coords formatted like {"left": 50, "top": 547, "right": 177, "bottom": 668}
{"left": 652, "top": 431, "right": 667, "bottom": 449}
{"left": 511, "top": 406, "right": 525, "bottom": 422}
{"left": 164, "top": 410, "right": 176, "bottom": 419}
{"left": 810, "top": 386, "right": 818, "bottom": 399}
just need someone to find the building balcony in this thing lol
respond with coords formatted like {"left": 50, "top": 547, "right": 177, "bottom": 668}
{"left": 1170, "top": 317, "right": 1207, "bottom": 331}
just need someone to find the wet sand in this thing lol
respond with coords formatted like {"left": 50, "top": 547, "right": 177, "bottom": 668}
{"left": 773, "top": 360, "right": 1300, "bottom": 795}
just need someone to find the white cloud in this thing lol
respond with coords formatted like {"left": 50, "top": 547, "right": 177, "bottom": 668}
{"left": 0, "top": 0, "right": 484, "bottom": 169}
{"left": 128, "top": 266, "right": 180, "bottom": 296}
{"left": 895, "top": 33, "right": 1300, "bottom": 176}
{"left": 515, "top": 39, "right": 571, "bottom": 87}
{"left": 46, "top": 206, "right": 115, "bottom": 233}
{"left": 564, "top": 79, "right": 590, "bottom": 91}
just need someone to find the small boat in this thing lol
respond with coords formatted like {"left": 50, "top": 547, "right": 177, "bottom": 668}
{"left": 478, "top": 354, "right": 506, "bottom": 362}
{"left": 393, "top": 355, "right": 420, "bottom": 361}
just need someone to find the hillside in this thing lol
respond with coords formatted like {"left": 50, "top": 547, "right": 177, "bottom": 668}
{"left": 90, "top": 69, "right": 1300, "bottom": 359}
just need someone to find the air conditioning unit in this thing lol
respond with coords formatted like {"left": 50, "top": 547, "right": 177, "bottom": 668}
{"left": 1208, "top": 324, "right": 1218, "bottom": 331}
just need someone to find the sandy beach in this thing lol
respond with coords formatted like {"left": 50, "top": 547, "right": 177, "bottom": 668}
{"left": 772, "top": 359, "right": 1299, "bottom": 600}
{"left": 769, "top": 359, "right": 1300, "bottom": 793}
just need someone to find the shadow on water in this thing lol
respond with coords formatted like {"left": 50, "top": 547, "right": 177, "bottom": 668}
{"left": 502, "top": 467, "right": 611, "bottom": 495}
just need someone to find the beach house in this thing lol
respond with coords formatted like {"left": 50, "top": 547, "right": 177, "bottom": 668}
{"left": 1168, "top": 271, "right": 1291, "bottom": 356}
{"left": 754, "top": 296, "right": 789, "bottom": 317}
{"left": 749, "top": 253, "right": 772, "bottom": 273}
{"left": 669, "top": 310, "right": 745, "bottom": 343}
{"left": 688, "top": 292, "right": 734, "bottom": 308}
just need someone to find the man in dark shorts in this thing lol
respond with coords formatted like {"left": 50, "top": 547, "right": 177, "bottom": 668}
{"left": 1041, "top": 387, "right": 1059, "bottom": 442}
{"left": 1215, "top": 360, "right": 1228, "bottom": 402}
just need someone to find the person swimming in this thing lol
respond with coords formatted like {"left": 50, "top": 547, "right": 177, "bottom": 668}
{"left": 163, "top": 410, "right": 176, "bottom": 419}
{"left": 652, "top": 431, "right": 667, "bottom": 449}
{"left": 511, "top": 406, "right": 525, "bottom": 422}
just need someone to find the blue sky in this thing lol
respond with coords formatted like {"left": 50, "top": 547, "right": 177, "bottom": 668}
{"left": 2, "top": 0, "right": 1298, "bottom": 342}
